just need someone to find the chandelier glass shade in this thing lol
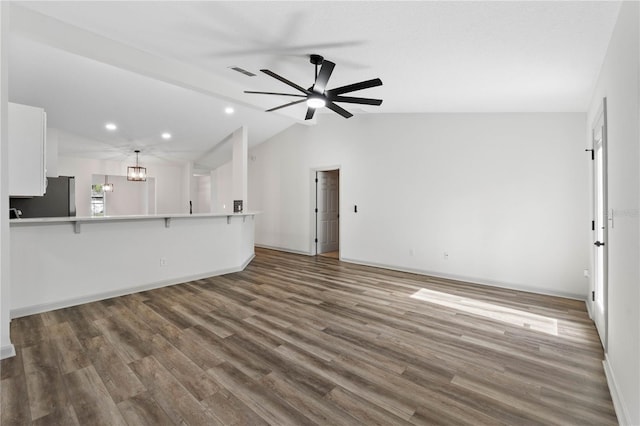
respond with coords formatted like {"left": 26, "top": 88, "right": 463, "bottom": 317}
{"left": 103, "top": 174, "right": 114, "bottom": 192}
{"left": 127, "top": 150, "right": 147, "bottom": 182}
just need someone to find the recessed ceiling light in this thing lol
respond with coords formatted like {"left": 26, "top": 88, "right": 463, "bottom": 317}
{"left": 105, "top": 123, "right": 117, "bottom": 131}
{"left": 161, "top": 132, "right": 172, "bottom": 140}
{"left": 225, "top": 107, "right": 234, "bottom": 114}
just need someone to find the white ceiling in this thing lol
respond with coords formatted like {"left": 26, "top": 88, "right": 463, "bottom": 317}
{"left": 8, "top": 1, "right": 622, "bottom": 165}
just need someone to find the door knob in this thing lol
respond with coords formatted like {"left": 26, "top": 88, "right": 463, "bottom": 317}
{"left": 594, "top": 241, "right": 605, "bottom": 247}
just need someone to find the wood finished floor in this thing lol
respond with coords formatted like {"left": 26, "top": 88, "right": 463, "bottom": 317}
{"left": 318, "top": 251, "right": 340, "bottom": 259}
{"left": 1, "top": 248, "right": 616, "bottom": 425}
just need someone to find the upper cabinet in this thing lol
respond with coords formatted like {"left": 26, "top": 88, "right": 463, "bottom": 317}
{"left": 8, "top": 102, "right": 47, "bottom": 197}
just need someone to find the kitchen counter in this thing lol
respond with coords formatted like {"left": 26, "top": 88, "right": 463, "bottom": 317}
{"left": 9, "top": 211, "right": 257, "bottom": 317}
{"left": 10, "top": 211, "right": 258, "bottom": 232}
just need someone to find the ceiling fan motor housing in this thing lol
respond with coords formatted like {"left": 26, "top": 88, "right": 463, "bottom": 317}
{"left": 310, "top": 54, "right": 324, "bottom": 65}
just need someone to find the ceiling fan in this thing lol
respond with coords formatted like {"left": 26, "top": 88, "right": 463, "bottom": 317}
{"left": 244, "top": 54, "right": 383, "bottom": 120}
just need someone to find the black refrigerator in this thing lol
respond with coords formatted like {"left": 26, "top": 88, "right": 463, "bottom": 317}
{"left": 10, "top": 176, "right": 76, "bottom": 218}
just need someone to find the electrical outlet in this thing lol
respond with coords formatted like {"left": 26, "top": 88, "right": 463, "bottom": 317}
{"left": 160, "top": 257, "right": 167, "bottom": 267}
{"left": 409, "top": 249, "right": 414, "bottom": 256}
{"left": 583, "top": 269, "right": 589, "bottom": 277}
{"left": 444, "top": 251, "right": 449, "bottom": 260}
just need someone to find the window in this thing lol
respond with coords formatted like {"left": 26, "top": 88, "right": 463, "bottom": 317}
{"left": 91, "top": 184, "right": 105, "bottom": 216}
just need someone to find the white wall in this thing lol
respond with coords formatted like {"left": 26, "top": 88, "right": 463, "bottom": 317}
{"left": 586, "top": 2, "right": 639, "bottom": 424}
{"left": 58, "top": 155, "right": 187, "bottom": 216}
{"left": 203, "top": 126, "right": 249, "bottom": 214}
{"left": 45, "top": 127, "right": 58, "bottom": 177}
{"left": 152, "top": 162, "right": 186, "bottom": 215}
{"left": 193, "top": 175, "right": 212, "bottom": 213}
{"left": 93, "top": 174, "right": 156, "bottom": 216}
{"left": 211, "top": 161, "right": 233, "bottom": 213}
{"left": 232, "top": 126, "right": 248, "bottom": 209}
{"left": 0, "top": 1, "right": 15, "bottom": 359}
{"left": 249, "top": 113, "right": 589, "bottom": 298}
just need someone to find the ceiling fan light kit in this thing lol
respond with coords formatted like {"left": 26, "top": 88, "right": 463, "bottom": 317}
{"left": 307, "top": 95, "right": 326, "bottom": 109}
{"left": 245, "top": 54, "right": 383, "bottom": 120}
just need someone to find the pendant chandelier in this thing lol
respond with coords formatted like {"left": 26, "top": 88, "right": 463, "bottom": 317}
{"left": 127, "top": 150, "right": 147, "bottom": 182}
{"left": 103, "top": 174, "right": 114, "bottom": 192}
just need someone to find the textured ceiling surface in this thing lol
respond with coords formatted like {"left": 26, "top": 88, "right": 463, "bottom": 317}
{"left": 8, "top": 1, "right": 622, "bottom": 164}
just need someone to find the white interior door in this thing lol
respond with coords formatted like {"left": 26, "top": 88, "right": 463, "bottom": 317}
{"left": 317, "top": 170, "right": 339, "bottom": 254}
{"left": 591, "top": 100, "right": 608, "bottom": 349}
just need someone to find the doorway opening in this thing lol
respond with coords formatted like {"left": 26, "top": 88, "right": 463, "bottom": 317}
{"left": 590, "top": 98, "right": 608, "bottom": 350}
{"left": 314, "top": 169, "right": 340, "bottom": 258}
{"left": 91, "top": 174, "right": 156, "bottom": 217}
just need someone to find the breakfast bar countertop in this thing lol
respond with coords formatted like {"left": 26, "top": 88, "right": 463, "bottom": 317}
{"left": 9, "top": 211, "right": 259, "bottom": 224}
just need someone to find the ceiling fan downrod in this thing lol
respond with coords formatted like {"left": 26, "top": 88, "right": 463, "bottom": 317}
{"left": 310, "top": 54, "right": 323, "bottom": 81}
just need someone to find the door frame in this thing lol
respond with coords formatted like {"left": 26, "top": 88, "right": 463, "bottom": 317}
{"left": 309, "top": 165, "right": 341, "bottom": 256}
{"left": 589, "top": 97, "right": 608, "bottom": 350}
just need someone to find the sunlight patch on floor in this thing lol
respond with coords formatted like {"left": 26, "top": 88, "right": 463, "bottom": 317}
{"left": 410, "top": 288, "right": 558, "bottom": 336}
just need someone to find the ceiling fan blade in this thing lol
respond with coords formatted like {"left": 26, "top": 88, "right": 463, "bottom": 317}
{"left": 326, "top": 78, "right": 383, "bottom": 96}
{"left": 312, "top": 60, "right": 335, "bottom": 94}
{"left": 265, "top": 99, "right": 307, "bottom": 112}
{"left": 261, "top": 69, "right": 310, "bottom": 95}
{"left": 326, "top": 102, "right": 353, "bottom": 119}
{"left": 305, "top": 108, "right": 316, "bottom": 120}
{"left": 331, "top": 96, "right": 383, "bottom": 106}
{"left": 244, "top": 91, "right": 306, "bottom": 97}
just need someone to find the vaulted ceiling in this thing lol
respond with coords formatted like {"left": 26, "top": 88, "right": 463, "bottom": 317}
{"left": 8, "top": 1, "right": 622, "bottom": 166}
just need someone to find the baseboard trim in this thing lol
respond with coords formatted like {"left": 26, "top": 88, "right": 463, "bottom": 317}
{"left": 255, "top": 247, "right": 586, "bottom": 300}
{"left": 241, "top": 252, "right": 256, "bottom": 269}
{"left": 11, "top": 253, "right": 256, "bottom": 319}
{"left": 340, "top": 257, "right": 585, "bottom": 301}
{"left": 255, "top": 244, "right": 311, "bottom": 256}
{"left": 585, "top": 299, "right": 594, "bottom": 320}
{"left": 603, "top": 354, "right": 631, "bottom": 425}
{"left": 1, "top": 344, "right": 16, "bottom": 360}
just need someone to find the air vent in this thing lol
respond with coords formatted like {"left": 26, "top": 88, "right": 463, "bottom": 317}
{"left": 229, "top": 66, "right": 256, "bottom": 77}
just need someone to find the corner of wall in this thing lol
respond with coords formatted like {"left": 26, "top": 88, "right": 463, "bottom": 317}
{"left": 0, "top": 0, "right": 14, "bottom": 360}
{"left": 603, "top": 354, "right": 632, "bottom": 425}
{"left": 0, "top": 343, "right": 15, "bottom": 360}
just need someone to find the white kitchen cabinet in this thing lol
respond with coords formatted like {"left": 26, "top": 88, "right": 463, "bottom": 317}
{"left": 8, "top": 102, "right": 47, "bottom": 196}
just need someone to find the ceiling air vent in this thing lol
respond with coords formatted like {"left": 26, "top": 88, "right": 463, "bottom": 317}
{"left": 229, "top": 66, "right": 256, "bottom": 77}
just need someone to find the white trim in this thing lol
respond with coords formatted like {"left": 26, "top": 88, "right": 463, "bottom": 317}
{"left": 256, "top": 246, "right": 587, "bottom": 300}
{"left": 10, "top": 253, "right": 255, "bottom": 319}
{"left": 340, "top": 257, "right": 585, "bottom": 301}
{"left": 0, "top": 344, "right": 15, "bottom": 360}
{"left": 585, "top": 298, "right": 594, "bottom": 320}
{"left": 590, "top": 97, "right": 609, "bottom": 350}
{"left": 239, "top": 253, "right": 256, "bottom": 270}
{"left": 603, "top": 354, "right": 631, "bottom": 425}
{"left": 255, "top": 243, "right": 312, "bottom": 256}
